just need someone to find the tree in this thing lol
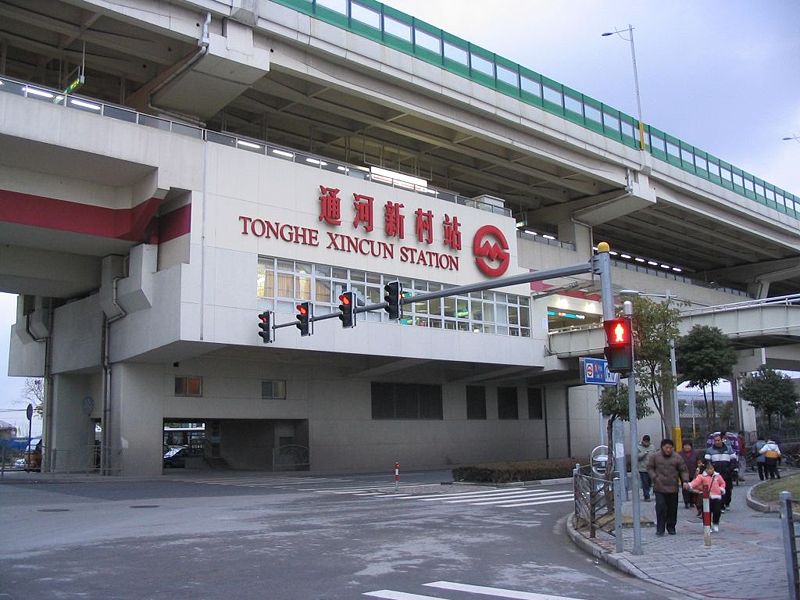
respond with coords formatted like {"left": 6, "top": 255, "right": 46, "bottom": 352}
{"left": 676, "top": 325, "right": 737, "bottom": 431}
{"left": 21, "top": 378, "right": 44, "bottom": 417}
{"left": 739, "top": 367, "right": 798, "bottom": 430}
{"left": 630, "top": 297, "right": 681, "bottom": 437}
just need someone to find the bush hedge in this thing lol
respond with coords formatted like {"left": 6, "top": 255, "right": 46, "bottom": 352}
{"left": 452, "top": 458, "right": 579, "bottom": 483}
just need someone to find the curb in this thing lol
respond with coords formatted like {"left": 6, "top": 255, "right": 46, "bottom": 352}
{"left": 746, "top": 480, "right": 779, "bottom": 513}
{"left": 564, "top": 514, "right": 711, "bottom": 600}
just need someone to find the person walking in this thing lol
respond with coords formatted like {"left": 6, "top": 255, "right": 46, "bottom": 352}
{"left": 754, "top": 435, "right": 767, "bottom": 481}
{"left": 705, "top": 433, "right": 735, "bottom": 511}
{"left": 637, "top": 434, "right": 655, "bottom": 502}
{"left": 685, "top": 461, "right": 726, "bottom": 532}
{"left": 647, "top": 438, "right": 690, "bottom": 536}
{"left": 679, "top": 440, "right": 699, "bottom": 509}
{"left": 760, "top": 438, "right": 782, "bottom": 480}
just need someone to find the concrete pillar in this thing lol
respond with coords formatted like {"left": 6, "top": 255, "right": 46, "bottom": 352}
{"left": 544, "top": 384, "right": 569, "bottom": 458}
{"left": 557, "top": 220, "right": 593, "bottom": 258}
{"left": 49, "top": 374, "right": 95, "bottom": 472}
{"left": 113, "top": 363, "right": 164, "bottom": 476}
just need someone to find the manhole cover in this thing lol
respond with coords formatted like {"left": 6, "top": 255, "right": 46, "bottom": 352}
{"left": 38, "top": 508, "right": 69, "bottom": 512}
{"left": 129, "top": 505, "right": 160, "bottom": 509}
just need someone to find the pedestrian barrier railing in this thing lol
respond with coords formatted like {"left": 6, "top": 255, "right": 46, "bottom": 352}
{"left": 573, "top": 463, "right": 616, "bottom": 539}
{"left": 781, "top": 491, "right": 800, "bottom": 600}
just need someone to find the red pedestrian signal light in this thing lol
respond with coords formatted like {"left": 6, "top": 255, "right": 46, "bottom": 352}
{"left": 295, "top": 302, "right": 312, "bottom": 337}
{"left": 603, "top": 317, "right": 633, "bottom": 375}
{"left": 257, "top": 310, "right": 273, "bottom": 343}
{"left": 338, "top": 291, "right": 356, "bottom": 328}
{"left": 383, "top": 280, "right": 402, "bottom": 320}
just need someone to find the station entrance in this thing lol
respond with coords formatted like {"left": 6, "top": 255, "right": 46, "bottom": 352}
{"left": 162, "top": 419, "right": 309, "bottom": 472}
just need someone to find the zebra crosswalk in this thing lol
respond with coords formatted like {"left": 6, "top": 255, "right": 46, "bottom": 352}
{"left": 164, "top": 475, "right": 353, "bottom": 488}
{"left": 364, "top": 580, "right": 586, "bottom": 599}
{"left": 316, "top": 485, "right": 574, "bottom": 509}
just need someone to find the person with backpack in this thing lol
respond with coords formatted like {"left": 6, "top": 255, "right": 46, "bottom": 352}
{"left": 685, "top": 461, "right": 727, "bottom": 532}
{"left": 759, "top": 438, "right": 782, "bottom": 479}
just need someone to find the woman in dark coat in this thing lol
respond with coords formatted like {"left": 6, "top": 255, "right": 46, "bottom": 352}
{"left": 679, "top": 440, "right": 699, "bottom": 509}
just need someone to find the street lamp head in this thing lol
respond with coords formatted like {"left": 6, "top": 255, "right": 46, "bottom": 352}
{"left": 601, "top": 32, "right": 614, "bottom": 36}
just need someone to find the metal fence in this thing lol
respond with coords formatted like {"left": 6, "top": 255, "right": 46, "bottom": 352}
{"left": 781, "top": 491, "right": 800, "bottom": 600}
{"left": 573, "top": 463, "right": 617, "bottom": 539}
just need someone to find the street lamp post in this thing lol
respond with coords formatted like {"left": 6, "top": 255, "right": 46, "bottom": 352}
{"left": 602, "top": 25, "right": 646, "bottom": 151}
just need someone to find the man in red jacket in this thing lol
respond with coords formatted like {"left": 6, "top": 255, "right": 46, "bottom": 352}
{"left": 647, "top": 438, "right": 690, "bottom": 536}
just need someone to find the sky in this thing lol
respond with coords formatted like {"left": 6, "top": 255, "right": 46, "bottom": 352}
{"left": 1, "top": 1, "right": 799, "bottom": 435}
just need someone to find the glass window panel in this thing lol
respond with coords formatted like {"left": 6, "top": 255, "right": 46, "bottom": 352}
{"left": 174, "top": 377, "right": 186, "bottom": 396}
{"left": 395, "top": 383, "right": 418, "bottom": 418}
{"left": 708, "top": 161, "right": 720, "bottom": 177}
{"left": 470, "top": 52, "right": 494, "bottom": 76}
{"left": 428, "top": 318, "right": 442, "bottom": 329}
{"left": 564, "top": 94, "right": 582, "bottom": 114}
{"left": 528, "top": 388, "right": 543, "bottom": 419}
{"left": 666, "top": 141, "right": 679, "bottom": 158}
{"left": 482, "top": 302, "right": 495, "bottom": 323}
{"left": 466, "top": 386, "right": 487, "bottom": 420}
{"left": 519, "top": 306, "right": 530, "bottom": 328}
{"left": 443, "top": 41, "right": 468, "bottom": 64}
{"left": 384, "top": 16, "right": 412, "bottom": 41}
{"left": 744, "top": 178, "right": 754, "bottom": 192}
{"left": 585, "top": 104, "right": 602, "bottom": 123}
{"left": 366, "top": 272, "right": 381, "bottom": 284}
{"left": 521, "top": 328, "right": 530, "bottom": 338}
{"left": 496, "top": 325, "right": 508, "bottom": 336}
{"left": 767, "top": 188, "right": 776, "bottom": 201}
{"left": 470, "top": 300, "right": 483, "bottom": 321}
{"left": 351, "top": 2, "right": 380, "bottom": 28}
{"left": 720, "top": 166, "right": 732, "bottom": 181}
{"left": 332, "top": 267, "right": 348, "bottom": 279}
{"left": 415, "top": 28, "right": 440, "bottom": 53}
{"left": 371, "top": 383, "right": 394, "bottom": 419}
{"left": 508, "top": 305, "right": 519, "bottom": 325}
{"left": 695, "top": 155, "right": 708, "bottom": 171}
{"left": 315, "top": 279, "right": 332, "bottom": 303}
{"left": 457, "top": 322, "right": 470, "bottom": 331}
{"left": 296, "top": 262, "right": 312, "bottom": 275}
{"left": 367, "top": 286, "right": 380, "bottom": 304}
{"left": 350, "top": 269, "right": 365, "bottom": 282}
{"left": 520, "top": 76, "right": 541, "bottom": 97}
{"left": 497, "top": 64, "right": 517, "bottom": 86}
{"left": 429, "top": 297, "right": 441, "bottom": 316}
{"left": 621, "top": 120, "right": 634, "bottom": 138}
{"left": 296, "top": 276, "right": 312, "bottom": 300}
{"left": 277, "top": 259, "right": 293, "bottom": 271}
{"left": 755, "top": 183, "right": 765, "bottom": 197}
{"left": 543, "top": 85, "right": 562, "bottom": 106}
{"left": 419, "top": 385, "right": 443, "bottom": 419}
{"left": 680, "top": 147, "right": 694, "bottom": 165}
{"left": 444, "top": 297, "right": 456, "bottom": 317}
{"left": 650, "top": 134, "right": 666, "bottom": 153}
{"left": 315, "top": 264, "right": 331, "bottom": 277}
{"left": 186, "top": 377, "right": 202, "bottom": 396}
{"left": 277, "top": 273, "right": 294, "bottom": 298}
{"left": 733, "top": 173, "right": 744, "bottom": 187}
{"left": 603, "top": 112, "right": 620, "bottom": 132}
{"left": 444, "top": 320, "right": 456, "bottom": 330}
{"left": 414, "top": 299, "right": 429, "bottom": 314}
{"left": 497, "top": 387, "right": 518, "bottom": 419}
{"left": 316, "top": 0, "right": 347, "bottom": 13}
{"left": 456, "top": 298, "right": 469, "bottom": 319}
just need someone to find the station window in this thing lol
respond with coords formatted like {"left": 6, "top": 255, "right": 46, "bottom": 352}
{"left": 528, "top": 388, "right": 543, "bottom": 420}
{"left": 262, "top": 380, "right": 287, "bottom": 399}
{"left": 257, "top": 256, "right": 531, "bottom": 337}
{"left": 466, "top": 386, "right": 487, "bottom": 420}
{"left": 371, "top": 382, "right": 443, "bottom": 420}
{"left": 174, "top": 376, "right": 202, "bottom": 397}
{"left": 497, "top": 387, "right": 518, "bottom": 419}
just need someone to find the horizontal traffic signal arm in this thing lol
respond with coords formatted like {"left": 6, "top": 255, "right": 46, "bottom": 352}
{"left": 268, "top": 259, "right": 599, "bottom": 333}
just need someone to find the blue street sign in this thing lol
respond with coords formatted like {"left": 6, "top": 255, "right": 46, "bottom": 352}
{"left": 580, "top": 357, "right": 619, "bottom": 386}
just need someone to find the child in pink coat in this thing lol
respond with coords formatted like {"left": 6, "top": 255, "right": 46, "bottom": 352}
{"left": 685, "top": 461, "right": 727, "bottom": 532}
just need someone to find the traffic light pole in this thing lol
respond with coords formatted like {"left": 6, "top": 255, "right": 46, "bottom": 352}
{"left": 623, "top": 299, "right": 643, "bottom": 555}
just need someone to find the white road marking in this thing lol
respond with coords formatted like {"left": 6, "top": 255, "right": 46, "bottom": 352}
{"left": 469, "top": 492, "right": 573, "bottom": 506}
{"left": 499, "top": 497, "right": 575, "bottom": 508}
{"left": 363, "top": 591, "right": 442, "bottom": 599}
{"left": 424, "top": 580, "right": 586, "bottom": 599}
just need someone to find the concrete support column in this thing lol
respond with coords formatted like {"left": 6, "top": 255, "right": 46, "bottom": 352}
{"left": 113, "top": 363, "right": 164, "bottom": 476}
{"left": 732, "top": 349, "right": 766, "bottom": 439}
{"left": 544, "top": 384, "right": 569, "bottom": 458}
{"left": 48, "top": 374, "right": 95, "bottom": 472}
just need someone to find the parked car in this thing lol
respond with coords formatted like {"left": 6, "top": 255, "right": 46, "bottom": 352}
{"left": 13, "top": 458, "right": 26, "bottom": 468}
{"left": 163, "top": 446, "right": 187, "bottom": 468}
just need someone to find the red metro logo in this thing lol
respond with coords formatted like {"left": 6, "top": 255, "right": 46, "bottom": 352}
{"left": 473, "top": 225, "right": 510, "bottom": 277}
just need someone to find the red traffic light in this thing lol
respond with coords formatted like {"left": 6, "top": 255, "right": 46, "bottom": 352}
{"left": 296, "top": 304, "right": 308, "bottom": 316}
{"left": 339, "top": 294, "right": 351, "bottom": 306}
{"left": 603, "top": 318, "right": 631, "bottom": 346}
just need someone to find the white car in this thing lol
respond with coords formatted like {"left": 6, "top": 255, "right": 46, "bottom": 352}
{"left": 13, "top": 458, "right": 26, "bottom": 468}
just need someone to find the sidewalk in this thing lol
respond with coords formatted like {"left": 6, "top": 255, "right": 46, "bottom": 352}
{"left": 567, "top": 477, "right": 790, "bottom": 600}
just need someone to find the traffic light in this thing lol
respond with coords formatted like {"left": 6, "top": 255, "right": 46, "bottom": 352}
{"left": 384, "top": 280, "right": 402, "bottom": 320}
{"left": 603, "top": 317, "right": 633, "bottom": 375}
{"left": 295, "top": 302, "right": 312, "bottom": 337}
{"left": 338, "top": 291, "right": 356, "bottom": 328}
{"left": 257, "top": 310, "right": 273, "bottom": 343}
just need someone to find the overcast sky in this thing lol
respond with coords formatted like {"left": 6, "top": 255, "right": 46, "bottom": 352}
{"left": 2, "top": 1, "right": 799, "bottom": 435}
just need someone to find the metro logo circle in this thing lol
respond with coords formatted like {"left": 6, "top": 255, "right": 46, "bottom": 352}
{"left": 472, "top": 225, "right": 510, "bottom": 277}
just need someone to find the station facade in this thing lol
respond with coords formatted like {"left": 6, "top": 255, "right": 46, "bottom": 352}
{"left": 1, "top": 0, "right": 792, "bottom": 477}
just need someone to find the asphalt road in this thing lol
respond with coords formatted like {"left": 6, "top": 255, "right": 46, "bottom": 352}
{"left": 0, "top": 471, "right": 679, "bottom": 600}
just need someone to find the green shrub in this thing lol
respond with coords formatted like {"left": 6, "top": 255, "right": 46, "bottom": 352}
{"left": 452, "top": 458, "right": 579, "bottom": 483}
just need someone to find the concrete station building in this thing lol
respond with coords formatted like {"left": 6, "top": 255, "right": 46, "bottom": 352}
{"left": 1, "top": 0, "right": 799, "bottom": 476}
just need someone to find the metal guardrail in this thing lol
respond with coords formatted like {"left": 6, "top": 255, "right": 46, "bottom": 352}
{"left": 270, "top": 0, "right": 800, "bottom": 222}
{"left": 682, "top": 293, "right": 800, "bottom": 317}
{"left": 0, "top": 74, "right": 510, "bottom": 217}
{"left": 781, "top": 491, "right": 800, "bottom": 600}
{"left": 573, "top": 463, "right": 616, "bottom": 539}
